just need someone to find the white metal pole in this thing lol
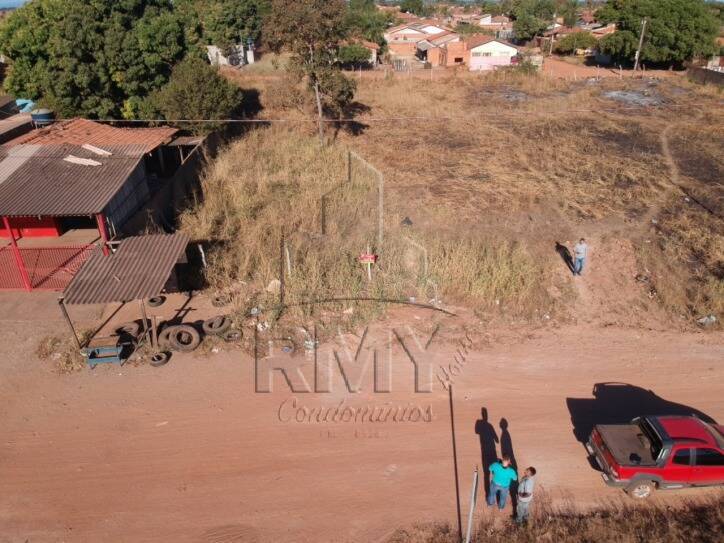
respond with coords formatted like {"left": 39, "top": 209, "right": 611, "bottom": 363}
{"left": 464, "top": 467, "right": 480, "bottom": 543}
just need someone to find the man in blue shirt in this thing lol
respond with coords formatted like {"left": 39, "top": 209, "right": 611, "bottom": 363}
{"left": 487, "top": 455, "right": 517, "bottom": 510}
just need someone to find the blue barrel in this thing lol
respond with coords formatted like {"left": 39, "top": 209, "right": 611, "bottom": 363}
{"left": 30, "top": 108, "right": 55, "bottom": 126}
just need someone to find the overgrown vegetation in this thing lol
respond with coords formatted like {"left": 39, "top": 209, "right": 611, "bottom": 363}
{"left": 181, "top": 127, "right": 550, "bottom": 330}
{"left": 387, "top": 495, "right": 724, "bottom": 543}
{"left": 219, "top": 64, "right": 722, "bottom": 325}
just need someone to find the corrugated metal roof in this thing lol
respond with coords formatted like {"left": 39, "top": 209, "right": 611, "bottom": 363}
{"left": 5, "top": 118, "right": 177, "bottom": 153}
{"left": 63, "top": 233, "right": 190, "bottom": 305}
{"left": 0, "top": 144, "right": 146, "bottom": 216}
{"left": 0, "top": 113, "right": 32, "bottom": 140}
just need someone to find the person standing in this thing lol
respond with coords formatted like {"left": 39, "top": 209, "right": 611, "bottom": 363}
{"left": 516, "top": 467, "right": 537, "bottom": 524}
{"left": 487, "top": 455, "right": 517, "bottom": 510}
{"left": 573, "top": 238, "right": 588, "bottom": 276}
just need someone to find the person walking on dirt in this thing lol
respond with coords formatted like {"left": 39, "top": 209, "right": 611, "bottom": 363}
{"left": 573, "top": 238, "right": 588, "bottom": 276}
{"left": 487, "top": 455, "right": 517, "bottom": 511}
{"left": 516, "top": 467, "right": 537, "bottom": 524}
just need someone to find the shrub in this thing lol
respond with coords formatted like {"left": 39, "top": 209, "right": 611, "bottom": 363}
{"left": 555, "top": 32, "right": 597, "bottom": 55}
{"left": 150, "top": 57, "right": 243, "bottom": 134}
{"left": 338, "top": 44, "right": 372, "bottom": 68}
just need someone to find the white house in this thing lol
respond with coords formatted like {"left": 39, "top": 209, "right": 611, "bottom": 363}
{"left": 466, "top": 37, "right": 519, "bottom": 71}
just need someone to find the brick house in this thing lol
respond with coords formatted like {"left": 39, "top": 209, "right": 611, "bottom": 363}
{"left": 384, "top": 22, "right": 451, "bottom": 56}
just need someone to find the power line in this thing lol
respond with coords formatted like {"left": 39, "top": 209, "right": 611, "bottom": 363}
{"left": 67, "top": 105, "right": 707, "bottom": 125}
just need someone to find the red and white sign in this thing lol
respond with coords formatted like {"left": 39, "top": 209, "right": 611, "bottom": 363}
{"left": 358, "top": 253, "right": 378, "bottom": 265}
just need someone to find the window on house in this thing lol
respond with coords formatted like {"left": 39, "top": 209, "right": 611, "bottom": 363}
{"left": 454, "top": 57, "right": 463, "bottom": 63}
{"left": 472, "top": 52, "right": 481, "bottom": 57}
{"left": 482, "top": 52, "right": 493, "bottom": 57}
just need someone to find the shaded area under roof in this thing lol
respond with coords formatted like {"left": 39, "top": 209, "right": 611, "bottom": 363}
{"left": 63, "top": 233, "right": 190, "bottom": 305}
{"left": 0, "top": 144, "right": 146, "bottom": 216}
{"left": 5, "top": 118, "right": 177, "bottom": 153}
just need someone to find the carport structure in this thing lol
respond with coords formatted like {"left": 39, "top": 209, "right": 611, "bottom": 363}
{"left": 59, "top": 232, "right": 190, "bottom": 349}
{"left": 0, "top": 119, "right": 178, "bottom": 291}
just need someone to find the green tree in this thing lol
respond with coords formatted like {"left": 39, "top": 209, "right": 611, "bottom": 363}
{"left": 149, "top": 57, "right": 242, "bottom": 134}
{"left": 512, "top": 0, "right": 556, "bottom": 41}
{"left": 346, "top": 0, "right": 396, "bottom": 49}
{"left": 400, "top": 0, "right": 426, "bottom": 16}
{"left": 555, "top": 32, "right": 598, "bottom": 54}
{"left": 596, "top": 0, "right": 719, "bottom": 66}
{"left": 558, "top": 0, "right": 579, "bottom": 27}
{"left": 0, "top": 0, "right": 186, "bottom": 118}
{"left": 265, "top": 0, "right": 356, "bottom": 144}
{"left": 338, "top": 44, "right": 373, "bottom": 68}
{"left": 176, "top": 0, "right": 270, "bottom": 54}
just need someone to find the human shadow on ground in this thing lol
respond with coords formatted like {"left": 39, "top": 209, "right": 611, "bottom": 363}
{"left": 500, "top": 418, "right": 519, "bottom": 519}
{"left": 566, "top": 382, "right": 717, "bottom": 445}
{"left": 555, "top": 242, "right": 575, "bottom": 274}
{"left": 474, "top": 408, "right": 499, "bottom": 498}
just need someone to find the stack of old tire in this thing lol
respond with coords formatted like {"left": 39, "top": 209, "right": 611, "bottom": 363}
{"left": 150, "top": 315, "right": 239, "bottom": 367}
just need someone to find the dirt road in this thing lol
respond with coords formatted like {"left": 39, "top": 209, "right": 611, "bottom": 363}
{"left": 0, "top": 295, "right": 722, "bottom": 543}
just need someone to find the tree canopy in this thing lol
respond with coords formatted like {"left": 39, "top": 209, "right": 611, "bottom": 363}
{"left": 265, "top": 0, "right": 356, "bottom": 143}
{"left": 176, "top": 0, "right": 269, "bottom": 53}
{"left": 399, "top": 0, "right": 428, "bottom": 17}
{"left": 149, "top": 57, "right": 242, "bottom": 134}
{"left": 0, "top": 0, "right": 266, "bottom": 119}
{"left": 555, "top": 32, "right": 597, "bottom": 54}
{"left": 512, "top": 0, "right": 556, "bottom": 41}
{"left": 596, "top": 0, "right": 719, "bottom": 66}
{"left": 346, "top": 0, "right": 396, "bottom": 49}
{"left": 0, "top": 0, "right": 185, "bottom": 118}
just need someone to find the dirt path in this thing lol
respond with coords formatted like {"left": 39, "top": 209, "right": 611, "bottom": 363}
{"left": 0, "top": 300, "right": 721, "bottom": 542}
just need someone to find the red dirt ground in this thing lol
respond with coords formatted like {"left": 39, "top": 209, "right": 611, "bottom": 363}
{"left": 0, "top": 292, "right": 722, "bottom": 542}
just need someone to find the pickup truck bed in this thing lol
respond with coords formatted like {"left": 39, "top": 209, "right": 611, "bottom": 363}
{"left": 597, "top": 424, "right": 657, "bottom": 466}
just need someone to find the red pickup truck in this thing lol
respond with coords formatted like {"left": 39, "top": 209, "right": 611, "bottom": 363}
{"left": 586, "top": 415, "right": 724, "bottom": 499}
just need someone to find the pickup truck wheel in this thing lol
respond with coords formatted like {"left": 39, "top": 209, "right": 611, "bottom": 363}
{"left": 626, "top": 481, "right": 655, "bottom": 499}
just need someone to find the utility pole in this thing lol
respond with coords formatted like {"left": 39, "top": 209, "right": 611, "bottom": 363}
{"left": 633, "top": 18, "right": 647, "bottom": 72}
{"left": 449, "top": 385, "right": 462, "bottom": 542}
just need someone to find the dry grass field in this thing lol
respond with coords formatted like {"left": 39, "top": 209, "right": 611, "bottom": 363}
{"left": 388, "top": 494, "right": 724, "bottom": 543}
{"left": 189, "top": 62, "right": 723, "bottom": 329}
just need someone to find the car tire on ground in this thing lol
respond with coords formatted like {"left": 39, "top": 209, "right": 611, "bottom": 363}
{"left": 158, "top": 325, "right": 178, "bottom": 350}
{"left": 150, "top": 352, "right": 170, "bottom": 367}
{"left": 148, "top": 296, "right": 166, "bottom": 308}
{"left": 169, "top": 325, "right": 201, "bottom": 352}
{"left": 202, "top": 316, "right": 232, "bottom": 336}
{"left": 626, "top": 480, "right": 655, "bottom": 499}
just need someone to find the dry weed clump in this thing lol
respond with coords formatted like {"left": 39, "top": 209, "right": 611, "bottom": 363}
{"left": 35, "top": 330, "right": 93, "bottom": 374}
{"left": 213, "top": 69, "right": 721, "bottom": 323}
{"left": 387, "top": 495, "right": 724, "bottom": 543}
{"left": 181, "top": 127, "right": 550, "bottom": 327}
{"left": 650, "top": 198, "right": 724, "bottom": 318}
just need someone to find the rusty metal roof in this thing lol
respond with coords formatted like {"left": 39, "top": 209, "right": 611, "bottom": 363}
{"left": 5, "top": 118, "right": 177, "bottom": 153}
{"left": 63, "top": 233, "right": 190, "bottom": 305}
{"left": 0, "top": 144, "right": 146, "bottom": 216}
